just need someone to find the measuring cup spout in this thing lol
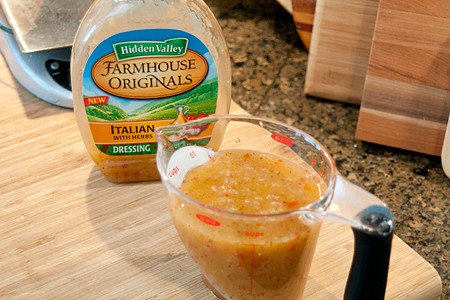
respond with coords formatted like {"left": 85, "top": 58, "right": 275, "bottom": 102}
{"left": 322, "top": 174, "right": 394, "bottom": 300}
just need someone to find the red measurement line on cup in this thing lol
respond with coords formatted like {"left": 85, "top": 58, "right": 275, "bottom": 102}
{"left": 196, "top": 214, "right": 221, "bottom": 226}
{"left": 244, "top": 231, "right": 264, "bottom": 238}
{"left": 250, "top": 244, "right": 256, "bottom": 296}
{"left": 271, "top": 134, "right": 293, "bottom": 146}
{"left": 241, "top": 232, "right": 265, "bottom": 296}
{"left": 241, "top": 242, "right": 267, "bottom": 297}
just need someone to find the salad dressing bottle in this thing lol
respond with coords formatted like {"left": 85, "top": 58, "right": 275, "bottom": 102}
{"left": 71, "top": 0, "right": 231, "bottom": 183}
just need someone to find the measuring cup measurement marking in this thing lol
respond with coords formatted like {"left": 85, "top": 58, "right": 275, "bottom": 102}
{"left": 271, "top": 134, "right": 294, "bottom": 146}
{"left": 245, "top": 231, "right": 265, "bottom": 238}
{"left": 238, "top": 243, "right": 272, "bottom": 297}
{"left": 168, "top": 166, "right": 180, "bottom": 178}
{"left": 196, "top": 214, "right": 221, "bottom": 226}
{"left": 249, "top": 243, "right": 259, "bottom": 297}
{"left": 237, "top": 243, "right": 258, "bottom": 296}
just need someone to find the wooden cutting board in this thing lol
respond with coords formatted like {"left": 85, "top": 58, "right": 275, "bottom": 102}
{"left": 274, "top": 0, "right": 315, "bottom": 50}
{"left": 304, "top": 0, "right": 379, "bottom": 104}
{"left": 443, "top": 112, "right": 450, "bottom": 177}
{"left": 0, "top": 55, "right": 442, "bottom": 298}
{"left": 356, "top": 0, "right": 450, "bottom": 156}
{"left": 291, "top": 0, "right": 316, "bottom": 50}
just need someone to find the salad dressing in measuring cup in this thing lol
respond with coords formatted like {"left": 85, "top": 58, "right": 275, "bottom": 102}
{"left": 156, "top": 115, "right": 394, "bottom": 300}
{"left": 177, "top": 149, "right": 322, "bottom": 299}
{"left": 71, "top": 0, "right": 231, "bottom": 183}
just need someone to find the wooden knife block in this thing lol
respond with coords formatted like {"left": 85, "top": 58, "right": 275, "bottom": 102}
{"left": 356, "top": 0, "right": 450, "bottom": 156}
{"left": 303, "top": 0, "right": 379, "bottom": 104}
{"left": 299, "top": 0, "right": 450, "bottom": 155}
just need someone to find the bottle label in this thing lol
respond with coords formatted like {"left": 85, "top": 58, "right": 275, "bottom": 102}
{"left": 82, "top": 29, "right": 218, "bottom": 156}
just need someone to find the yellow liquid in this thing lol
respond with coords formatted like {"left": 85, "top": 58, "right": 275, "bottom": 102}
{"left": 181, "top": 150, "right": 319, "bottom": 214}
{"left": 172, "top": 150, "right": 322, "bottom": 299}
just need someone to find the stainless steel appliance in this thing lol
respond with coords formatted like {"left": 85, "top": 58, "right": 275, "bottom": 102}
{"left": 0, "top": 0, "right": 93, "bottom": 108}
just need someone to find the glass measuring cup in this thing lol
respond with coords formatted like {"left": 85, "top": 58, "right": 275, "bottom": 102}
{"left": 156, "top": 115, "right": 394, "bottom": 300}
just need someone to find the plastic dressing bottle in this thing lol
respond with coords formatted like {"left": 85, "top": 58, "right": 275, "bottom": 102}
{"left": 71, "top": 0, "right": 231, "bottom": 183}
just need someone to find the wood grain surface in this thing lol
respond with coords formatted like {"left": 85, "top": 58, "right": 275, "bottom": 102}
{"left": 305, "top": 0, "right": 379, "bottom": 104}
{"left": 292, "top": 0, "right": 316, "bottom": 50}
{"left": 356, "top": 0, "right": 450, "bottom": 156}
{"left": 443, "top": 112, "right": 450, "bottom": 177}
{"left": 0, "top": 53, "right": 442, "bottom": 298}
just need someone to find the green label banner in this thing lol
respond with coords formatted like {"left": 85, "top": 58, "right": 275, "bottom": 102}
{"left": 97, "top": 143, "right": 157, "bottom": 156}
{"left": 113, "top": 38, "right": 189, "bottom": 61}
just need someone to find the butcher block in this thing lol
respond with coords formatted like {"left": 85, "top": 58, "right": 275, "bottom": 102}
{"left": 356, "top": 0, "right": 450, "bottom": 156}
{"left": 304, "top": 0, "right": 379, "bottom": 104}
{"left": 291, "top": 0, "right": 316, "bottom": 50}
{"left": 0, "top": 54, "right": 442, "bottom": 297}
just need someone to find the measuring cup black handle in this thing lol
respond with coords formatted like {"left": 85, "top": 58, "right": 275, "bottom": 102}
{"left": 344, "top": 215, "right": 394, "bottom": 300}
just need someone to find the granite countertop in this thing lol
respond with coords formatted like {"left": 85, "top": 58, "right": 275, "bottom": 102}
{"left": 205, "top": 0, "right": 449, "bottom": 297}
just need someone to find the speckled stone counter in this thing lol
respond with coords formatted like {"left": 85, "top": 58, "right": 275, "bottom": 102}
{"left": 205, "top": 0, "right": 449, "bottom": 298}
